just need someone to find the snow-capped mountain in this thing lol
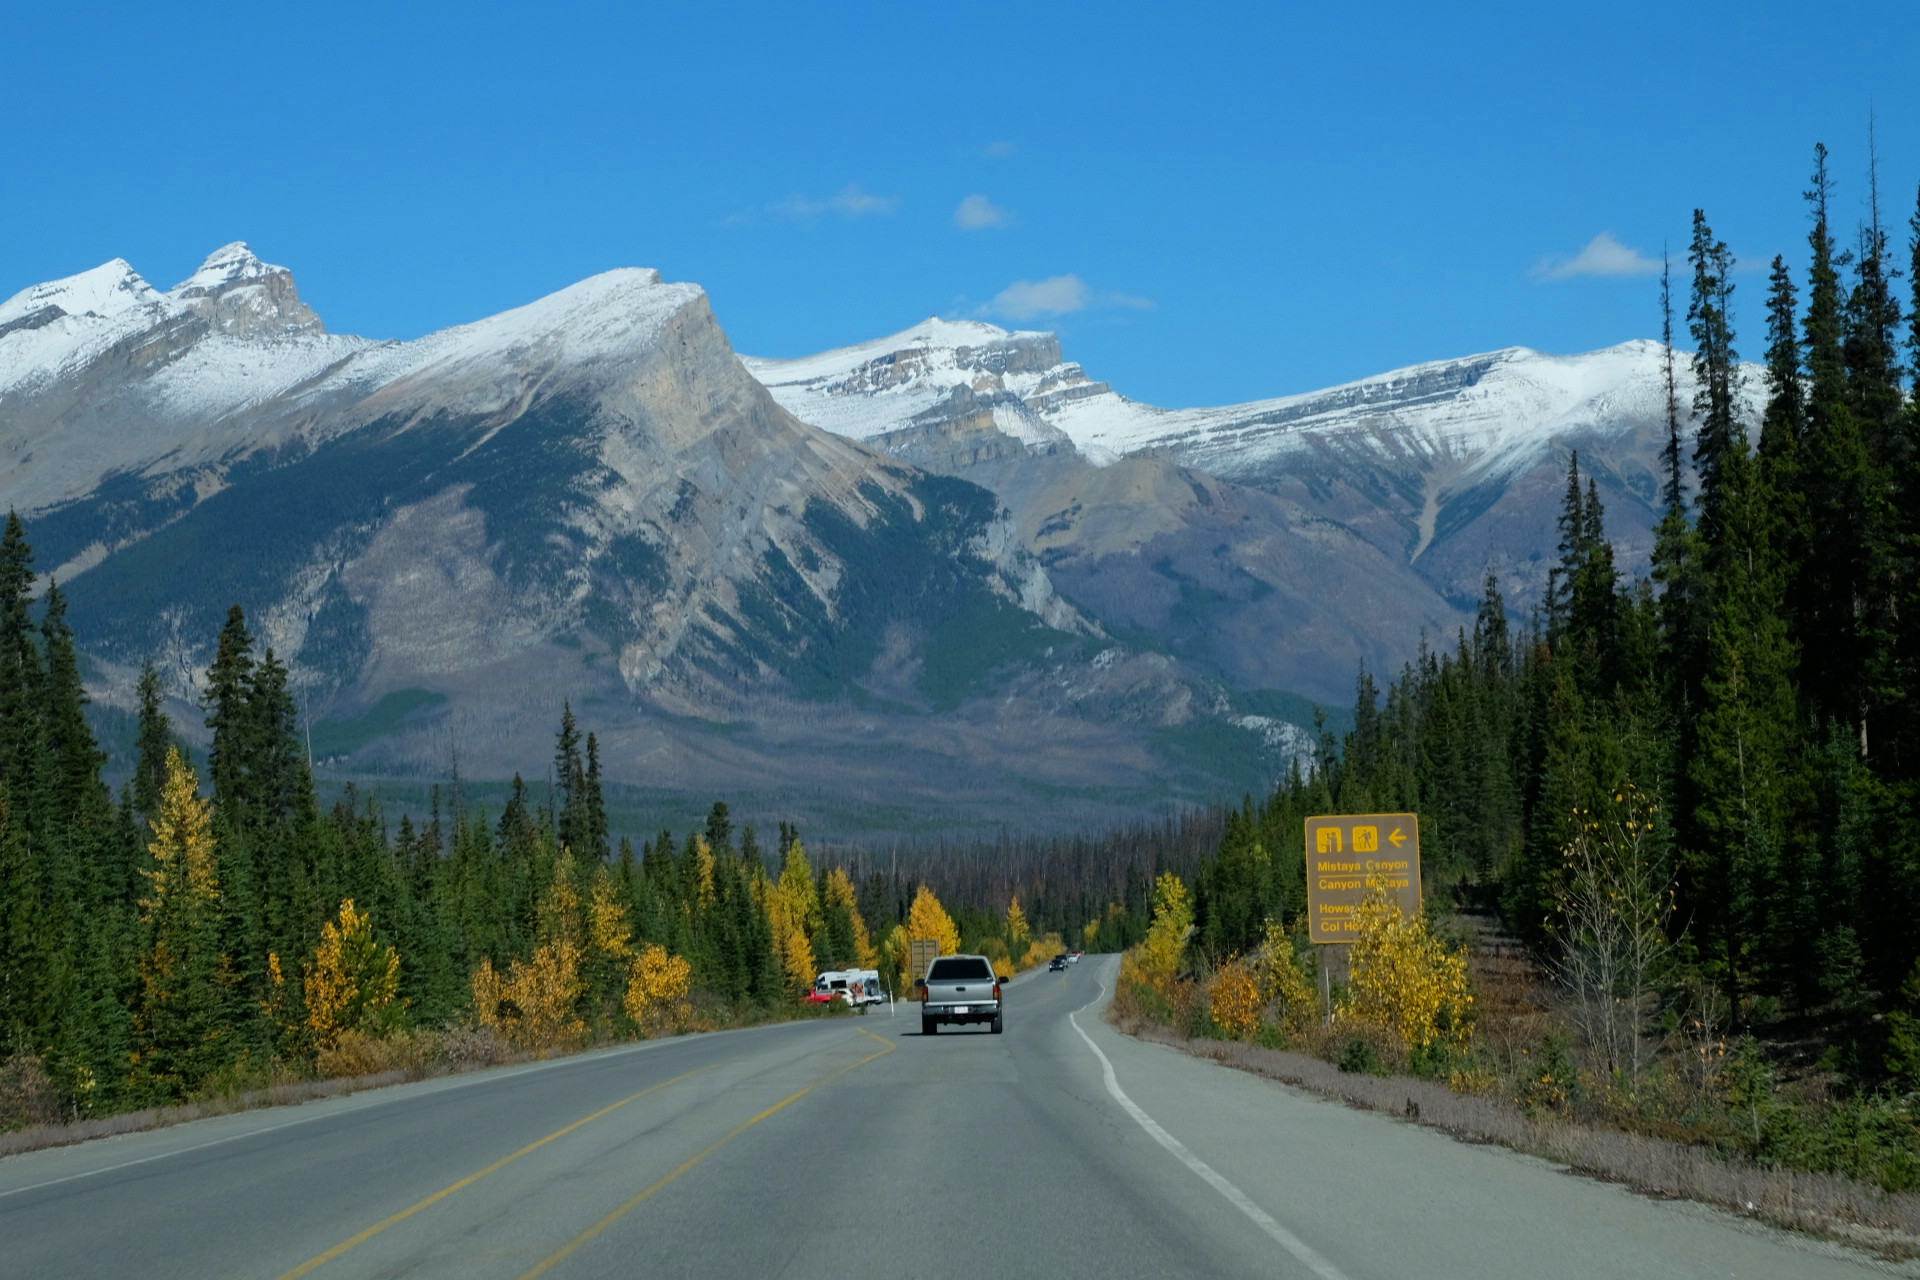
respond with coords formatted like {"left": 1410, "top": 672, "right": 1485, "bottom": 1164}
{"left": 749, "top": 320, "right": 1755, "bottom": 612}
{"left": 0, "top": 248, "right": 1316, "bottom": 836}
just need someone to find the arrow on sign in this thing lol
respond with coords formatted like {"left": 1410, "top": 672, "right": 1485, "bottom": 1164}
{"left": 1390, "top": 828, "right": 1407, "bottom": 848}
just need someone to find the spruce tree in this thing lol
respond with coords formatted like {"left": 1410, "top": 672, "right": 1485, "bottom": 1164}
{"left": 1799, "top": 147, "right": 1884, "bottom": 746}
{"left": 133, "top": 663, "right": 171, "bottom": 824}
{"left": 1687, "top": 209, "right": 1741, "bottom": 550}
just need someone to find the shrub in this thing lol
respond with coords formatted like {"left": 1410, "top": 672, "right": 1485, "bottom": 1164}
{"left": 0, "top": 1056, "right": 59, "bottom": 1129}
{"left": 1342, "top": 880, "right": 1472, "bottom": 1053}
{"left": 1209, "top": 957, "right": 1263, "bottom": 1040}
{"left": 1338, "top": 1035, "right": 1388, "bottom": 1076}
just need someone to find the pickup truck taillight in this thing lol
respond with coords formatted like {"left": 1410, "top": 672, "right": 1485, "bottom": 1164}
{"left": 993, "top": 982, "right": 1002, "bottom": 999}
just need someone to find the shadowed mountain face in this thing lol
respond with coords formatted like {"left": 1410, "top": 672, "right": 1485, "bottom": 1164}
{"left": 2, "top": 249, "right": 1321, "bottom": 837}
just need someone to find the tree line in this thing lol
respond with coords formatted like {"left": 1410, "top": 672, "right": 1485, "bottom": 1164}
{"left": 1183, "top": 142, "right": 1920, "bottom": 1086}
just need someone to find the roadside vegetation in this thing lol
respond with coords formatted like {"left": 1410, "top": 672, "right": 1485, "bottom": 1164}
{"left": 1116, "top": 141, "right": 1920, "bottom": 1237}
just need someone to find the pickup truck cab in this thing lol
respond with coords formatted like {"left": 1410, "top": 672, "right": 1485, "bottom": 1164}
{"left": 915, "top": 955, "right": 1003, "bottom": 1035}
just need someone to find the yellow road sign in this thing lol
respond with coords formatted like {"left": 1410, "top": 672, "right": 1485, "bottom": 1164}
{"left": 1304, "top": 813, "right": 1420, "bottom": 944}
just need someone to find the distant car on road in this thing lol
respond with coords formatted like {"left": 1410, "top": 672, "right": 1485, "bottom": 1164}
{"left": 1068, "top": 952, "right": 1082, "bottom": 964}
{"left": 915, "top": 955, "right": 1003, "bottom": 1035}
{"left": 1048, "top": 958, "right": 1067, "bottom": 972}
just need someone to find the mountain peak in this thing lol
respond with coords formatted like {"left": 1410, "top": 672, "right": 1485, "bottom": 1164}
{"left": 167, "top": 242, "right": 323, "bottom": 337}
{"left": 0, "top": 258, "right": 161, "bottom": 328}
{"left": 172, "top": 242, "right": 273, "bottom": 294}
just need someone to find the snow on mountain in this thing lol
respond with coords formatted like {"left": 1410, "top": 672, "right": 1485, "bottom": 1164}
{"left": 747, "top": 318, "right": 1748, "bottom": 492}
{"left": 0, "top": 260, "right": 170, "bottom": 396}
{"left": 303, "top": 267, "right": 705, "bottom": 422}
{"left": 744, "top": 318, "right": 1091, "bottom": 454}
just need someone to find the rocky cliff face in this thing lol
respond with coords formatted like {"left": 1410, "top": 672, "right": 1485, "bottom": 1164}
{"left": 1, "top": 250, "right": 1306, "bottom": 836}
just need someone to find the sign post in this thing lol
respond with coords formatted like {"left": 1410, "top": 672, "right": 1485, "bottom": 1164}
{"left": 1303, "top": 813, "right": 1421, "bottom": 944}
{"left": 908, "top": 938, "right": 939, "bottom": 1002}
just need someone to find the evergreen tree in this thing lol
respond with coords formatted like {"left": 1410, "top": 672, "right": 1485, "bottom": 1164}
{"left": 133, "top": 663, "right": 171, "bottom": 824}
{"left": 552, "top": 703, "right": 586, "bottom": 853}
{"left": 1687, "top": 209, "right": 1741, "bottom": 548}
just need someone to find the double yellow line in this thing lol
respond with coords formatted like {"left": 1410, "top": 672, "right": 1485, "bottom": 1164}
{"left": 276, "top": 1028, "right": 894, "bottom": 1280}
{"left": 516, "top": 1027, "right": 894, "bottom": 1279}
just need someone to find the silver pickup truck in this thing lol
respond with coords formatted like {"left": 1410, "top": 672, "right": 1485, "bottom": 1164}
{"left": 915, "top": 955, "right": 1003, "bottom": 1035}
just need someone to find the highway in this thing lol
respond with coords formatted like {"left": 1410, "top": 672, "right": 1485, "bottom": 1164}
{"left": 0, "top": 958, "right": 1890, "bottom": 1279}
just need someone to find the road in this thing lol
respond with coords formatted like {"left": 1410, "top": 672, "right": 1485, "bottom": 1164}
{"left": 0, "top": 957, "right": 1896, "bottom": 1279}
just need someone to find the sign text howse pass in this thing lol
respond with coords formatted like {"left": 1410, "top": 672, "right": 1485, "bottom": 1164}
{"left": 1304, "top": 813, "right": 1421, "bottom": 943}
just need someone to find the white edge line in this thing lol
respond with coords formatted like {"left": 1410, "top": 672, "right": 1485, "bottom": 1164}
{"left": 1071, "top": 975, "right": 1353, "bottom": 1280}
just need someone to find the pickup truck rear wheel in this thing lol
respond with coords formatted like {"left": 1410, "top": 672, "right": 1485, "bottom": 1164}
{"left": 991, "top": 1013, "right": 1003, "bottom": 1034}
{"left": 921, "top": 1016, "right": 936, "bottom": 1036}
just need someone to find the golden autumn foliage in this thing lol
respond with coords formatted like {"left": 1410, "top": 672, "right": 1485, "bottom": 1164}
{"left": 588, "top": 867, "right": 634, "bottom": 962}
{"left": 1006, "top": 897, "right": 1032, "bottom": 962}
{"left": 824, "top": 866, "right": 877, "bottom": 968}
{"left": 472, "top": 939, "right": 585, "bottom": 1055}
{"left": 905, "top": 884, "right": 962, "bottom": 958}
{"left": 1260, "top": 918, "right": 1318, "bottom": 1036}
{"left": 1341, "top": 879, "right": 1472, "bottom": 1050}
{"left": 1209, "top": 956, "right": 1263, "bottom": 1039}
{"left": 141, "top": 746, "right": 218, "bottom": 918}
{"left": 1136, "top": 873, "right": 1192, "bottom": 986}
{"left": 472, "top": 855, "right": 589, "bottom": 1054}
{"left": 304, "top": 898, "right": 402, "bottom": 1048}
{"left": 770, "top": 841, "right": 823, "bottom": 997}
{"left": 624, "top": 943, "right": 693, "bottom": 1035}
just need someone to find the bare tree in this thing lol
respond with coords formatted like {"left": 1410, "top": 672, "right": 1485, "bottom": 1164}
{"left": 1550, "top": 786, "right": 1674, "bottom": 1093}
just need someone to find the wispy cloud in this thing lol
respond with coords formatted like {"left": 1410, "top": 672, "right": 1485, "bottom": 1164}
{"left": 954, "top": 194, "right": 1009, "bottom": 230}
{"left": 984, "top": 140, "right": 1016, "bottom": 157}
{"left": 731, "top": 183, "right": 899, "bottom": 225}
{"left": 1533, "top": 232, "right": 1663, "bottom": 282}
{"left": 985, "top": 274, "right": 1154, "bottom": 321}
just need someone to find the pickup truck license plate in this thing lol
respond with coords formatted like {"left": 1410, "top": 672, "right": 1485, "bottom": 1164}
{"left": 953, "top": 1005, "right": 970, "bottom": 1013}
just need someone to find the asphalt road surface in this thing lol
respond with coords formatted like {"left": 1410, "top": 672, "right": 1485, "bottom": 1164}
{"left": 0, "top": 958, "right": 1896, "bottom": 1279}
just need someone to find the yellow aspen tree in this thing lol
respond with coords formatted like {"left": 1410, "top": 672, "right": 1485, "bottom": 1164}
{"left": 774, "top": 841, "right": 823, "bottom": 995}
{"left": 1260, "top": 918, "right": 1317, "bottom": 1035}
{"left": 140, "top": 745, "right": 218, "bottom": 917}
{"left": 473, "top": 857, "right": 590, "bottom": 1053}
{"left": 905, "top": 884, "right": 962, "bottom": 957}
{"left": 586, "top": 864, "right": 634, "bottom": 1016}
{"left": 1209, "top": 956, "right": 1262, "bottom": 1039}
{"left": 624, "top": 943, "right": 692, "bottom": 1036}
{"left": 136, "top": 747, "right": 233, "bottom": 1090}
{"left": 1341, "top": 880, "right": 1472, "bottom": 1050}
{"left": 879, "top": 922, "right": 910, "bottom": 994}
{"left": 824, "top": 867, "right": 877, "bottom": 968}
{"left": 688, "top": 834, "right": 717, "bottom": 909}
{"left": 471, "top": 958, "right": 505, "bottom": 1034}
{"left": 305, "top": 898, "right": 402, "bottom": 1047}
{"left": 1136, "top": 873, "right": 1192, "bottom": 985}
{"left": 1006, "top": 897, "right": 1032, "bottom": 963}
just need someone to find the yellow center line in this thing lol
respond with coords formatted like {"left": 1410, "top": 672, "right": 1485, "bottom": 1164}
{"left": 274, "top": 1065, "right": 712, "bottom": 1280}
{"left": 515, "top": 1028, "right": 897, "bottom": 1280}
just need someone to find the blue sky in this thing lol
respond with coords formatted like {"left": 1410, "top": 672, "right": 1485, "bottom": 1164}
{"left": 5, "top": 1, "right": 1917, "bottom": 406}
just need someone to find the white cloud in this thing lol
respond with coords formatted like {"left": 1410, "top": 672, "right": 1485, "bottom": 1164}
{"left": 764, "top": 183, "right": 900, "bottom": 221}
{"left": 954, "top": 194, "right": 1009, "bottom": 230}
{"left": 985, "top": 274, "right": 1154, "bottom": 320}
{"left": 985, "top": 140, "right": 1017, "bottom": 157}
{"left": 1533, "top": 232, "right": 1663, "bottom": 282}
